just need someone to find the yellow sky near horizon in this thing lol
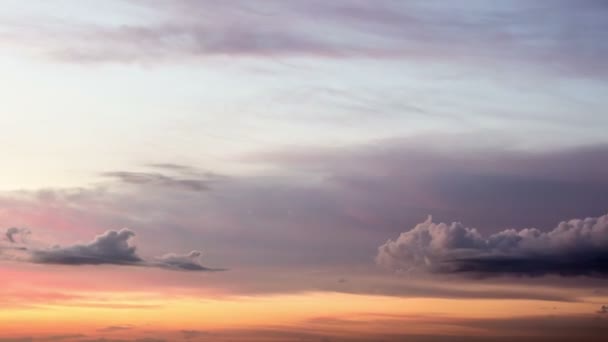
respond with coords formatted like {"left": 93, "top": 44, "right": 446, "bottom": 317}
{"left": 1, "top": 290, "right": 604, "bottom": 340}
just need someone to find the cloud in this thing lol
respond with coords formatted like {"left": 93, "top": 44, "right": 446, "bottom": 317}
{"left": 254, "top": 140, "right": 608, "bottom": 235}
{"left": 31, "top": 229, "right": 142, "bottom": 266}
{"left": 377, "top": 213, "right": 608, "bottom": 277}
{"left": 1, "top": 0, "right": 607, "bottom": 77}
{"left": 24, "top": 228, "right": 219, "bottom": 272}
{"left": 5, "top": 227, "right": 30, "bottom": 243}
{"left": 2, "top": 142, "right": 608, "bottom": 295}
{"left": 598, "top": 305, "right": 608, "bottom": 314}
{"left": 154, "top": 251, "right": 220, "bottom": 271}
{"left": 101, "top": 171, "right": 210, "bottom": 192}
{"left": 144, "top": 163, "right": 197, "bottom": 172}
{"left": 97, "top": 325, "right": 134, "bottom": 333}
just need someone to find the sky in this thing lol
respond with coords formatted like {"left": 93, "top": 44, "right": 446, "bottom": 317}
{"left": 0, "top": 1, "right": 608, "bottom": 341}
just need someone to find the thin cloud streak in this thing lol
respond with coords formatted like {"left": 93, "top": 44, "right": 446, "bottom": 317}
{"left": 1, "top": 1, "right": 606, "bottom": 77}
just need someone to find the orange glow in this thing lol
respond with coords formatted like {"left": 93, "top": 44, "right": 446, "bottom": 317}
{"left": 1, "top": 289, "right": 604, "bottom": 340}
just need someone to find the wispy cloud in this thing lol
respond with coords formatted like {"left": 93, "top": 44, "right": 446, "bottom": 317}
{"left": 97, "top": 325, "right": 134, "bottom": 333}
{"left": 101, "top": 171, "right": 211, "bottom": 192}
{"left": 1, "top": 0, "right": 606, "bottom": 77}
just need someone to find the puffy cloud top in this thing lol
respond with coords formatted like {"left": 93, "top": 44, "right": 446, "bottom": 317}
{"left": 377, "top": 213, "right": 608, "bottom": 276}
{"left": 16, "top": 228, "right": 221, "bottom": 272}
{"left": 32, "top": 228, "right": 142, "bottom": 265}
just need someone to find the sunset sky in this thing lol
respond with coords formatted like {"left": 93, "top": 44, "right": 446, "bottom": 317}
{"left": 1, "top": 1, "right": 608, "bottom": 341}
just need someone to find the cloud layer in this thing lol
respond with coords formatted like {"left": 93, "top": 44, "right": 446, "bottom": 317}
{"left": 1, "top": 0, "right": 606, "bottom": 77}
{"left": 377, "top": 213, "right": 608, "bottom": 277}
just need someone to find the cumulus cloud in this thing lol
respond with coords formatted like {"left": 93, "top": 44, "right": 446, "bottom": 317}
{"left": 31, "top": 229, "right": 142, "bottom": 266}
{"left": 23, "top": 229, "right": 219, "bottom": 272}
{"left": 5, "top": 227, "right": 30, "bottom": 243}
{"left": 377, "top": 213, "right": 608, "bottom": 277}
{"left": 102, "top": 171, "right": 211, "bottom": 192}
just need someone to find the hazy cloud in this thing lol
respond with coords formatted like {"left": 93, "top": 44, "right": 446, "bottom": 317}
{"left": 97, "top": 325, "right": 134, "bottom": 333}
{"left": 377, "top": 213, "right": 608, "bottom": 277}
{"left": 2, "top": 0, "right": 606, "bottom": 76}
{"left": 44, "top": 335, "right": 86, "bottom": 341}
{"left": 155, "top": 251, "right": 220, "bottom": 271}
{"left": 5, "top": 227, "right": 30, "bottom": 244}
{"left": 179, "top": 330, "right": 206, "bottom": 340}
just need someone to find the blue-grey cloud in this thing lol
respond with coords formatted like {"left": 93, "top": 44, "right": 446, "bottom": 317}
{"left": 31, "top": 228, "right": 142, "bottom": 266}
{"left": 27, "top": 228, "right": 220, "bottom": 272}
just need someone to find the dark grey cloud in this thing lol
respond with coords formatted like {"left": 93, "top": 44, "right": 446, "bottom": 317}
{"left": 25, "top": 228, "right": 219, "bottom": 272}
{"left": 377, "top": 213, "right": 608, "bottom": 277}
{"left": 31, "top": 228, "right": 142, "bottom": 266}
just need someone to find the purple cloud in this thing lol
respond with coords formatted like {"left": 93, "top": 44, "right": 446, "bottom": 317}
{"left": 2, "top": 0, "right": 606, "bottom": 76}
{"left": 377, "top": 213, "right": 608, "bottom": 276}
